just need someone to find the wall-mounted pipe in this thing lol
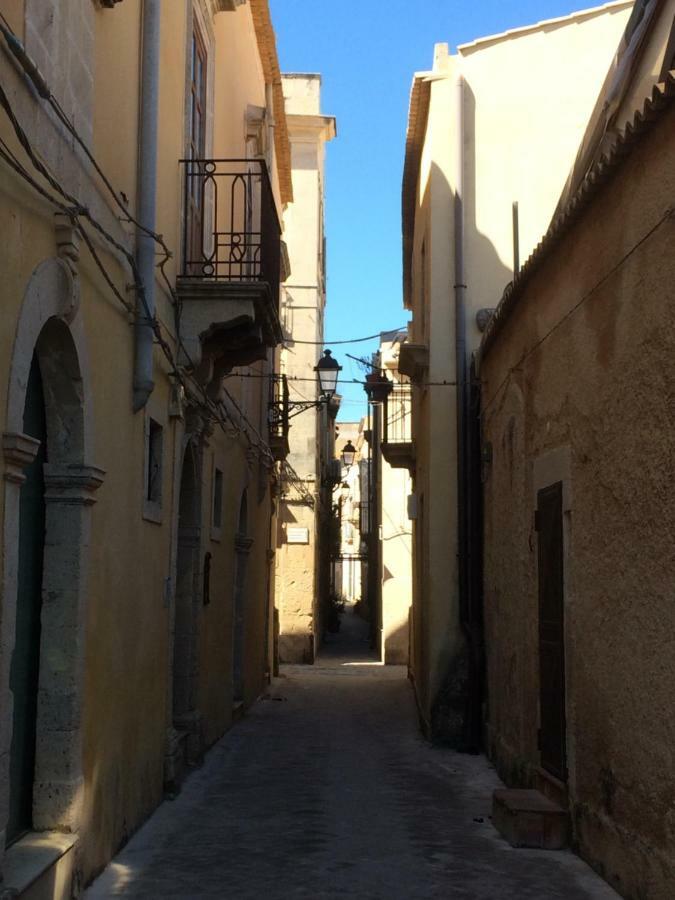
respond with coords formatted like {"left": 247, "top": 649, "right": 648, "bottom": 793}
{"left": 133, "top": 0, "right": 161, "bottom": 412}
{"left": 454, "top": 73, "right": 468, "bottom": 640}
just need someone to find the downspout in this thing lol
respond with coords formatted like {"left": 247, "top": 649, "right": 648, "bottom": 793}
{"left": 133, "top": 0, "right": 161, "bottom": 412}
{"left": 454, "top": 75, "right": 483, "bottom": 752}
{"left": 454, "top": 73, "right": 468, "bottom": 633}
{"left": 453, "top": 75, "right": 475, "bottom": 749}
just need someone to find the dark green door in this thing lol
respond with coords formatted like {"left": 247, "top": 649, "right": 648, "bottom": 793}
{"left": 7, "top": 354, "right": 47, "bottom": 845}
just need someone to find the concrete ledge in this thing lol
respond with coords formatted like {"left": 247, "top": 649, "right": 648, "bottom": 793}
{"left": 493, "top": 788, "right": 569, "bottom": 850}
{"left": 2, "top": 831, "right": 77, "bottom": 899}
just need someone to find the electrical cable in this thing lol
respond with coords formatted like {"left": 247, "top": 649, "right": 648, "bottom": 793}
{"left": 0, "top": 17, "right": 275, "bottom": 460}
{"left": 480, "top": 206, "right": 674, "bottom": 419}
{"left": 284, "top": 329, "right": 407, "bottom": 346}
{"left": 0, "top": 82, "right": 274, "bottom": 463}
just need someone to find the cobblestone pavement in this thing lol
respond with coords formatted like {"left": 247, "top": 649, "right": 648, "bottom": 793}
{"left": 86, "top": 608, "right": 619, "bottom": 899}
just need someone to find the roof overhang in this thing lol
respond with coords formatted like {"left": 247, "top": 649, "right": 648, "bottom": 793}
{"left": 250, "top": 0, "right": 293, "bottom": 205}
{"left": 401, "top": 73, "right": 432, "bottom": 310}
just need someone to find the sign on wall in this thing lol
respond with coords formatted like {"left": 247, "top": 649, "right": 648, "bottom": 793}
{"left": 286, "top": 527, "right": 310, "bottom": 544}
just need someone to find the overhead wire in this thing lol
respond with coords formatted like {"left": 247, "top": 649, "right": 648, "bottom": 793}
{"left": 0, "top": 33, "right": 274, "bottom": 462}
{"left": 480, "top": 205, "right": 674, "bottom": 419}
{"left": 284, "top": 329, "right": 407, "bottom": 345}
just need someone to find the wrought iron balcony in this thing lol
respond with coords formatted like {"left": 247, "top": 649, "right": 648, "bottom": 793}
{"left": 268, "top": 375, "right": 290, "bottom": 462}
{"left": 381, "top": 383, "right": 415, "bottom": 471}
{"left": 176, "top": 158, "right": 283, "bottom": 383}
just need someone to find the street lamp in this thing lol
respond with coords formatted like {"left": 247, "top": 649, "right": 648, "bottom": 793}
{"left": 315, "top": 349, "right": 342, "bottom": 399}
{"left": 341, "top": 440, "right": 356, "bottom": 468}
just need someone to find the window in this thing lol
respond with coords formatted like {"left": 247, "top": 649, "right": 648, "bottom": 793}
{"left": 143, "top": 417, "right": 163, "bottom": 523}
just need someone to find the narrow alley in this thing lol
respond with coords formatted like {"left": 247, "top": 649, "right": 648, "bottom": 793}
{"left": 87, "top": 607, "right": 618, "bottom": 900}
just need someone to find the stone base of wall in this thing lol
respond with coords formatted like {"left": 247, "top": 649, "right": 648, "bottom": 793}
{"left": 573, "top": 802, "right": 674, "bottom": 900}
{"left": 278, "top": 633, "right": 314, "bottom": 665}
{"left": 429, "top": 644, "right": 469, "bottom": 747}
{"left": 484, "top": 723, "right": 535, "bottom": 790}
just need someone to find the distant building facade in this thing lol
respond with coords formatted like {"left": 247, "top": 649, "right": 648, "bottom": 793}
{"left": 378, "top": 334, "right": 413, "bottom": 665}
{"left": 274, "top": 74, "right": 336, "bottom": 663}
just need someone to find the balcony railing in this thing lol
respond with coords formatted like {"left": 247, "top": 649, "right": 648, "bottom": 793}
{"left": 268, "top": 374, "right": 290, "bottom": 462}
{"left": 180, "top": 158, "right": 281, "bottom": 306}
{"left": 383, "top": 384, "right": 412, "bottom": 444}
{"left": 382, "top": 384, "right": 415, "bottom": 471}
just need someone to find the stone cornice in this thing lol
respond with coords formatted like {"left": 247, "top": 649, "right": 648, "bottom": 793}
{"left": 286, "top": 114, "right": 337, "bottom": 143}
{"left": 208, "top": 0, "right": 246, "bottom": 15}
{"left": 43, "top": 464, "right": 106, "bottom": 505}
{"left": 2, "top": 432, "right": 41, "bottom": 484}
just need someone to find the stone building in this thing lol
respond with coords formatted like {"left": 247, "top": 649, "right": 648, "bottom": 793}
{"left": 0, "top": 0, "right": 297, "bottom": 893}
{"left": 399, "top": 0, "right": 632, "bottom": 741}
{"left": 378, "top": 333, "right": 413, "bottom": 665}
{"left": 479, "top": 2, "right": 675, "bottom": 895}
{"left": 333, "top": 421, "right": 362, "bottom": 605}
{"left": 275, "top": 74, "right": 336, "bottom": 663}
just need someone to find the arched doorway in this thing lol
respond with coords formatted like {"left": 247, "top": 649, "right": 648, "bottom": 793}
{"left": 172, "top": 441, "right": 202, "bottom": 770}
{"left": 232, "top": 491, "right": 252, "bottom": 706}
{"left": 1, "top": 260, "right": 103, "bottom": 851}
{"left": 7, "top": 354, "right": 46, "bottom": 844}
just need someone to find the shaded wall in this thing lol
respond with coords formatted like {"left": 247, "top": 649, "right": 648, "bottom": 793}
{"left": 481, "top": 101, "right": 675, "bottom": 900}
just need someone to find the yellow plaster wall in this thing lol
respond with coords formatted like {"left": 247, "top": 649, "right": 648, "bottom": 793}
{"left": 0, "top": 0, "right": 282, "bottom": 884}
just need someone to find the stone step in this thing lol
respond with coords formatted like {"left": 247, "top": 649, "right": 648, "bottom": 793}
{"left": 534, "top": 765, "right": 569, "bottom": 809}
{"left": 492, "top": 788, "right": 569, "bottom": 850}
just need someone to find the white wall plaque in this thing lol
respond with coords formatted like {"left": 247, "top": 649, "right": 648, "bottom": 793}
{"left": 287, "top": 527, "right": 310, "bottom": 544}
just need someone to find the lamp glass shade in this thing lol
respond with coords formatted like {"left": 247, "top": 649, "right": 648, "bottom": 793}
{"left": 315, "top": 349, "right": 342, "bottom": 397}
{"left": 341, "top": 440, "right": 356, "bottom": 468}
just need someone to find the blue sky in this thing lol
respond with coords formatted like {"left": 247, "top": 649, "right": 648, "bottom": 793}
{"left": 270, "top": 0, "right": 597, "bottom": 421}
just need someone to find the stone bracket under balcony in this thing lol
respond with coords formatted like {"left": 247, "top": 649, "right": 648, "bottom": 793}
{"left": 177, "top": 279, "right": 283, "bottom": 384}
{"left": 397, "top": 343, "right": 429, "bottom": 381}
{"left": 381, "top": 440, "right": 416, "bottom": 473}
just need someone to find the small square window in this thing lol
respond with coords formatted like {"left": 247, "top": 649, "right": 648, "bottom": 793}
{"left": 213, "top": 468, "right": 223, "bottom": 530}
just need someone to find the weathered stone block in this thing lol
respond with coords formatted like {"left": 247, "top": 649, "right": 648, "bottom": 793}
{"left": 492, "top": 789, "right": 569, "bottom": 850}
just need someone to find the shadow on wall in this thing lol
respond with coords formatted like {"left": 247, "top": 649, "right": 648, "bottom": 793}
{"left": 384, "top": 618, "right": 410, "bottom": 667}
{"left": 419, "top": 84, "right": 511, "bottom": 750}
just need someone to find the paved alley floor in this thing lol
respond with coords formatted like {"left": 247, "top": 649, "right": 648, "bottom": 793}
{"left": 87, "top": 607, "right": 619, "bottom": 899}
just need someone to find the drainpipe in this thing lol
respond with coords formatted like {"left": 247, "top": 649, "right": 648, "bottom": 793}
{"left": 454, "top": 75, "right": 483, "bottom": 752}
{"left": 453, "top": 75, "right": 474, "bottom": 748}
{"left": 133, "top": 0, "right": 161, "bottom": 412}
{"left": 454, "top": 73, "right": 468, "bottom": 634}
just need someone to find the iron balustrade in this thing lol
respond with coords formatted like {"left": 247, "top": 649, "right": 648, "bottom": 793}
{"left": 383, "top": 384, "right": 412, "bottom": 444}
{"left": 268, "top": 374, "right": 290, "bottom": 447}
{"left": 180, "top": 158, "right": 281, "bottom": 305}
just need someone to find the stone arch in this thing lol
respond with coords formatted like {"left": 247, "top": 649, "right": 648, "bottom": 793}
{"left": 1, "top": 258, "right": 104, "bottom": 853}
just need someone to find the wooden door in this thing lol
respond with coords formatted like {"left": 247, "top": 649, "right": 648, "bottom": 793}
{"left": 536, "top": 482, "right": 567, "bottom": 781}
{"left": 8, "top": 355, "right": 46, "bottom": 844}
